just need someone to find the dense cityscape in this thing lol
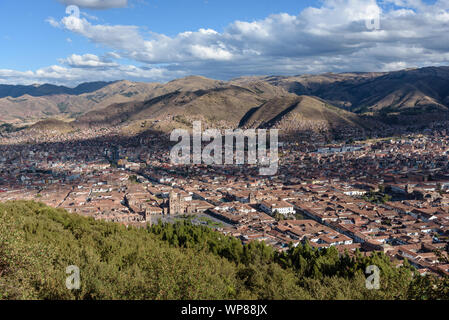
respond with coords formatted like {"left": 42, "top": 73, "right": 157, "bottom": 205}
{"left": 2, "top": 122, "right": 449, "bottom": 278}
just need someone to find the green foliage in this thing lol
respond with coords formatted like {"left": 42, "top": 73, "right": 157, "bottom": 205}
{"left": 407, "top": 274, "right": 449, "bottom": 299}
{"left": 0, "top": 201, "right": 237, "bottom": 300}
{"left": 149, "top": 221, "right": 449, "bottom": 300}
{"left": 363, "top": 190, "right": 392, "bottom": 204}
{"left": 1, "top": 201, "right": 448, "bottom": 300}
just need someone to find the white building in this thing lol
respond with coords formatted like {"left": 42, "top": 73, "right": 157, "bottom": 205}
{"left": 260, "top": 200, "right": 295, "bottom": 216}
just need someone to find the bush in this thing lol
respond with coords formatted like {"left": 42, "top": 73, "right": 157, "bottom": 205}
{"left": 1, "top": 201, "right": 448, "bottom": 300}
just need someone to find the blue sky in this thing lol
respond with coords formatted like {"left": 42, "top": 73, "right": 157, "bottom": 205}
{"left": 0, "top": 0, "right": 313, "bottom": 70}
{"left": 0, "top": 0, "right": 448, "bottom": 85}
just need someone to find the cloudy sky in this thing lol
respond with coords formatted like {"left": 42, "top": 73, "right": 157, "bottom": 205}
{"left": 0, "top": 0, "right": 448, "bottom": 85}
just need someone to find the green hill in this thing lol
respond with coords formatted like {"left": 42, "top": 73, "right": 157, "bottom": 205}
{"left": 0, "top": 201, "right": 447, "bottom": 300}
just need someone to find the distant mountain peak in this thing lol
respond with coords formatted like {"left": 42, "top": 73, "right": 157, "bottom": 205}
{"left": 3, "top": 66, "right": 449, "bottom": 129}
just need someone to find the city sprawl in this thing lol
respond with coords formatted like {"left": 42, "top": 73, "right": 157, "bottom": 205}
{"left": 2, "top": 123, "right": 449, "bottom": 278}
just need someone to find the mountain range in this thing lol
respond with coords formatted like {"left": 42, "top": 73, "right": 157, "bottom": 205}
{"left": 2, "top": 66, "right": 449, "bottom": 135}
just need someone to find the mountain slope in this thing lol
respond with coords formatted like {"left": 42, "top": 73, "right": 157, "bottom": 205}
{"left": 264, "top": 67, "right": 449, "bottom": 114}
{"left": 0, "top": 81, "right": 114, "bottom": 98}
{"left": 345, "top": 67, "right": 449, "bottom": 113}
{"left": 0, "top": 95, "right": 62, "bottom": 122}
{"left": 239, "top": 95, "right": 369, "bottom": 134}
{"left": 0, "top": 81, "right": 159, "bottom": 122}
{"left": 75, "top": 82, "right": 292, "bottom": 129}
{"left": 0, "top": 76, "right": 230, "bottom": 123}
{"left": 4, "top": 66, "right": 449, "bottom": 128}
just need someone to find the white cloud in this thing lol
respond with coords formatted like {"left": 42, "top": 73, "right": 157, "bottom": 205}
{"left": 5, "top": 0, "right": 449, "bottom": 85}
{"left": 46, "top": 17, "right": 60, "bottom": 28}
{"left": 51, "top": 0, "right": 449, "bottom": 74}
{"left": 0, "top": 63, "right": 185, "bottom": 86}
{"left": 57, "top": 0, "right": 128, "bottom": 9}
{"left": 60, "top": 53, "right": 119, "bottom": 68}
{"left": 106, "top": 52, "right": 122, "bottom": 59}
{"left": 189, "top": 45, "right": 234, "bottom": 61}
{"left": 61, "top": 15, "right": 142, "bottom": 52}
